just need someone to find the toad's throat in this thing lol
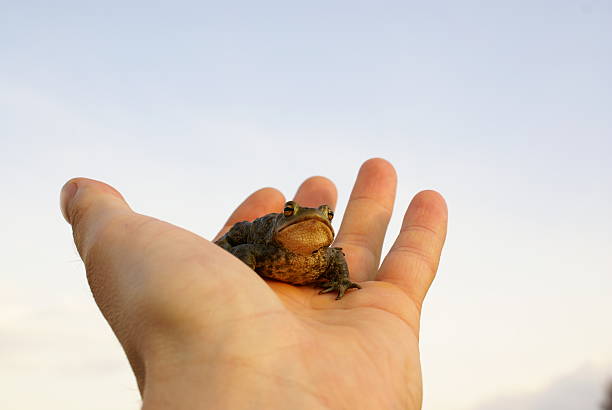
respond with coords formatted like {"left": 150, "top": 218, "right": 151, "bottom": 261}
{"left": 275, "top": 219, "right": 334, "bottom": 255}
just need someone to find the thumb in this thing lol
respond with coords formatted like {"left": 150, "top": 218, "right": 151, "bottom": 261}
{"left": 59, "top": 177, "right": 145, "bottom": 333}
{"left": 60, "top": 178, "right": 153, "bottom": 388}
{"left": 60, "top": 177, "right": 133, "bottom": 261}
{"left": 59, "top": 177, "right": 279, "bottom": 327}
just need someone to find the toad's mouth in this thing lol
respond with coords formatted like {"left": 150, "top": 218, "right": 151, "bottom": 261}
{"left": 276, "top": 217, "right": 334, "bottom": 255}
{"left": 277, "top": 213, "right": 333, "bottom": 233}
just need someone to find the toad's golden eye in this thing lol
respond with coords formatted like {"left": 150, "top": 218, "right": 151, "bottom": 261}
{"left": 284, "top": 205, "right": 294, "bottom": 217}
{"left": 327, "top": 210, "right": 334, "bottom": 221}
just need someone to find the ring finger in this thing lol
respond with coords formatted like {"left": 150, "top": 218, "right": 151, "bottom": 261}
{"left": 334, "top": 158, "right": 397, "bottom": 281}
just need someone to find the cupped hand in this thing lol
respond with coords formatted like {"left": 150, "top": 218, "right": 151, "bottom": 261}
{"left": 60, "top": 158, "right": 447, "bottom": 410}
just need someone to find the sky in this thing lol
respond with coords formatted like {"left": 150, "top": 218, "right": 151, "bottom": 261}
{"left": 1, "top": 1, "right": 611, "bottom": 409}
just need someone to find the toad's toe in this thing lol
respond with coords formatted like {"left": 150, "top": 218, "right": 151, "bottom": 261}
{"left": 317, "top": 279, "right": 361, "bottom": 300}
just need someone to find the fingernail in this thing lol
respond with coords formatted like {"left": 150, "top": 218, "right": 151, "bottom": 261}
{"left": 60, "top": 181, "right": 79, "bottom": 224}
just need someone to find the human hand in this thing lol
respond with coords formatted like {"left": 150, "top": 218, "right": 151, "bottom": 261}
{"left": 60, "top": 158, "right": 447, "bottom": 410}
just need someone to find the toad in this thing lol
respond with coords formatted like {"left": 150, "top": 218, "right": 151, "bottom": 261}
{"left": 215, "top": 201, "right": 361, "bottom": 299}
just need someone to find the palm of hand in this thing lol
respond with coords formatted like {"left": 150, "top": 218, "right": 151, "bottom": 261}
{"left": 62, "top": 159, "right": 447, "bottom": 410}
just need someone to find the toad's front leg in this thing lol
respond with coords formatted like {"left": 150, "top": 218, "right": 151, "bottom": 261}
{"left": 227, "top": 244, "right": 261, "bottom": 270}
{"left": 316, "top": 247, "right": 362, "bottom": 300}
{"left": 228, "top": 243, "right": 279, "bottom": 274}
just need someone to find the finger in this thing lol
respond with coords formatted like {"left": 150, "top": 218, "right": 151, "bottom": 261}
{"left": 333, "top": 158, "right": 397, "bottom": 281}
{"left": 377, "top": 190, "right": 448, "bottom": 311}
{"left": 213, "top": 187, "right": 285, "bottom": 241}
{"left": 61, "top": 177, "right": 279, "bottom": 315}
{"left": 60, "top": 178, "right": 283, "bottom": 391}
{"left": 61, "top": 178, "right": 145, "bottom": 387}
{"left": 293, "top": 176, "right": 337, "bottom": 210}
{"left": 61, "top": 177, "right": 134, "bottom": 259}
{"left": 60, "top": 177, "right": 157, "bottom": 347}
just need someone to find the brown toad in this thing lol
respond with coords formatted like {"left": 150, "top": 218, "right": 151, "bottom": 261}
{"left": 215, "top": 201, "right": 361, "bottom": 299}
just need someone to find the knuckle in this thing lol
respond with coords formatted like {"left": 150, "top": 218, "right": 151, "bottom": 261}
{"left": 391, "top": 244, "right": 438, "bottom": 276}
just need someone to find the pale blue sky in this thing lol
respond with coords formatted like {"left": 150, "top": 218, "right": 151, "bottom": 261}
{"left": 1, "top": 1, "right": 611, "bottom": 409}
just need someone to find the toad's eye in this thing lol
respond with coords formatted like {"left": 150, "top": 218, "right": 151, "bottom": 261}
{"left": 284, "top": 205, "right": 294, "bottom": 217}
{"left": 327, "top": 210, "right": 334, "bottom": 221}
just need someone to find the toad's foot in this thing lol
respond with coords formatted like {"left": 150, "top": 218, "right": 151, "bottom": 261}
{"left": 317, "top": 279, "right": 362, "bottom": 300}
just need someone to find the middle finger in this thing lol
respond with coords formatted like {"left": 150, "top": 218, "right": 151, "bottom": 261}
{"left": 293, "top": 175, "right": 338, "bottom": 209}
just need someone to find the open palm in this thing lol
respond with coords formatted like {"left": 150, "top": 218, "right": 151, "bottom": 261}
{"left": 61, "top": 158, "right": 447, "bottom": 410}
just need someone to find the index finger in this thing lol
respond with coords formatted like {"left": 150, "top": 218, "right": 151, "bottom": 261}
{"left": 213, "top": 188, "right": 285, "bottom": 241}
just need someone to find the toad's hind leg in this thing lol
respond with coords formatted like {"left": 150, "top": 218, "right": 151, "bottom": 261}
{"left": 317, "top": 247, "right": 362, "bottom": 300}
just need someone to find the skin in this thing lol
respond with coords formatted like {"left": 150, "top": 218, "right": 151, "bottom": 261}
{"left": 60, "top": 158, "right": 448, "bottom": 410}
